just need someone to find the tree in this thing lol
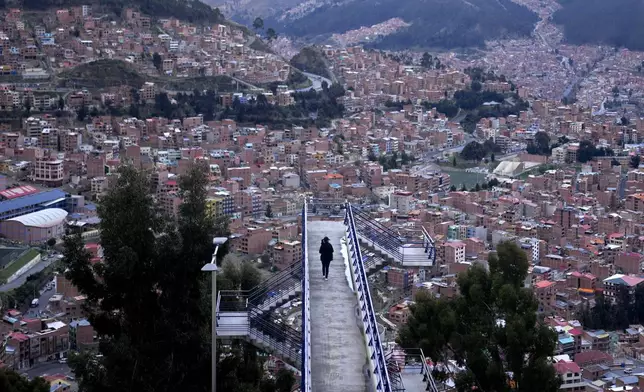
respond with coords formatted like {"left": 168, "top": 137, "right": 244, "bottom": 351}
{"left": 534, "top": 131, "right": 551, "bottom": 155}
{"left": 62, "top": 163, "right": 228, "bottom": 392}
{"left": 77, "top": 105, "right": 87, "bottom": 122}
{"left": 63, "top": 163, "right": 284, "bottom": 392}
{"left": 460, "top": 141, "right": 487, "bottom": 161}
{"left": 398, "top": 242, "right": 560, "bottom": 392}
{"left": 450, "top": 185, "right": 457, "bottom": 192}
{"left": 153, "top": 52, "right": 162, "bottom": 71}
{"left": 58, "top": 96, "right": 65, "bottom": 110}
{"left": 0, "top": 369, "right": 48, "bottom": 392}
{"left": 491, "top": 153, "right": 495, "bottom": 162}
{"left": 253, "top": 17, "right": 264, "bottom": 31}
{"left": 47, "top": 238, "right": 57, "bottom": 247}
{"left": 471, "top": 80, "right": 482, "bottom": 92}
{"left": 630, "top": 155, "right": 641, "bottom": 168}
{"left": 577, "top": 140, "right": 597, "bottom": 163}
{"left": 265, "top": 204, "right": 273, "bottom": 218}
{"left": 266, "top": 28, "right": 277, "bottom": 41}
{"left": 420, "top": 52, "right": 433, "bottom": 68}
{"left": 23, "top": 96, "right": 31, "bottom": 117}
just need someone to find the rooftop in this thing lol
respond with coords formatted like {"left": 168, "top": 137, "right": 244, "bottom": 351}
{"left": 7, "top": 208, "right": 68, "bottom": 228}
{"left": 0, "top": 189, "right": 66, "bottom": 215}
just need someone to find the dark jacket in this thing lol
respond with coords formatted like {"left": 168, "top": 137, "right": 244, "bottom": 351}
{"left": 319, "top": 241, "right": 334, "bottom": 263}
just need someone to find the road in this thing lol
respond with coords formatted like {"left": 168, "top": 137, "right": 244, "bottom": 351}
{"left": 411, "top": 134, "right": 477, "bottom": 175}
{"left": 25, "top": 361, "right": 72, "bottom": 380}
{"left": 0, "top": 255, "right": 59, "bottom": 292}
{"left": 297, "top": 72, "right": 333, "bottom": 93}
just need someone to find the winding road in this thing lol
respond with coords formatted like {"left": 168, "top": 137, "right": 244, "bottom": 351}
{"left": 297, "top": 72, "right": 333, "bottom": 92}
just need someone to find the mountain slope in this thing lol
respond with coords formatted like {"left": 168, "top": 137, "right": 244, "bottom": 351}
{"left": 9, "top": 0, "right": 224, "bottom": 24}
{"left": 256, "top": 0, "right": 538, "bottom": 49}
{"left": 553, "top": 0, "right": 644, "bottom": 50}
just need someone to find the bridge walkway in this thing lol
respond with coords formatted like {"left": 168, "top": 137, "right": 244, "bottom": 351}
{"left": 307, "top": 220, "right": 368, "bottom": 392}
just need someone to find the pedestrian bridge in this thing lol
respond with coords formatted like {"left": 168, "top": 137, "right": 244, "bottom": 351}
{"left": 216, "top": 201, "right": 440, "bottom": 392}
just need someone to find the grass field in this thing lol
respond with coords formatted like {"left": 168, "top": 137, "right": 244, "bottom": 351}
{"left": 0, "top": 248, "right": 40, "bottom": 283}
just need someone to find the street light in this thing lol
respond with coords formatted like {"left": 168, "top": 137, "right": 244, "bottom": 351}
{"left": 202, "top": 236, "right": 229, "bottom": 392}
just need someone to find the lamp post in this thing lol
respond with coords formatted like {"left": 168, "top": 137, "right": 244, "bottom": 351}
{"left": 202, "top": 236, "right": 229, "bottom": 392}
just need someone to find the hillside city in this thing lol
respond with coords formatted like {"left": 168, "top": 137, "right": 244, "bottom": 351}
{"left": 1, "top": 2, "right": 644, "bottom": 392}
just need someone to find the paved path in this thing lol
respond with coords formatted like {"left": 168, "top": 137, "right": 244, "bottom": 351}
{"left": 307, "top": 220, "right": 367, "bottom": 392}
{"left": 0, "top": 257, "right": 55, "bottom": 292}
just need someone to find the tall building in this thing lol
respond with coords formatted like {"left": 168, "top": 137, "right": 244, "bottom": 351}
{"left": 32, "top": 159, "right": 64, "bottom": 187}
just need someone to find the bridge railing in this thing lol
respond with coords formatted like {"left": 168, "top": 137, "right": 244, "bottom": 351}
{"left": 352, "top": 207, "right": 435, "bottom": 266}
{"left": 345, "top": 203, "right": 394, "bottom": 392}
{"left": 387, "top": 348, "right": 440, "bottom": 392}
{"left": 301, "top": 203, "right": 311, "bottom": 392}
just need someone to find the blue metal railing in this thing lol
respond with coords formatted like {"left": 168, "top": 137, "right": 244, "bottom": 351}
{"left": 345, "top": 203, "right": 395, "bottom": 392}
{"left": 301, "top": 203, "right": 312, "bottom": 392}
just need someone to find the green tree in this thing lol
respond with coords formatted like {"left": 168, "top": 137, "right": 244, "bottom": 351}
{"left": 62, "top": 163, "right": 228, "bottom": 392}
{"left": 460, "top": 141, "right": 487, "bottom": 161}
{"left": 77, "top": 105, "right": 87, "bottom": 122}
{"left": 576, "top": 140, "right": 597, "bottom": 163}
{"left": 471, "top": 80, "right": 482, "bottom": 92}
{"left": 265, "top": 204, "right": 273, "bottom": 218}
{"left": 420, "top": 52, "right": 433, "bottom": 68}
{"left": 24, "top": 96, "right": 31, "bottom": 117}
{"left": 0, "top": 369, "right": 48, "bottom": 392}
{"left": 253, "top": 17, "right": 264, "bottom": 31}
{"left": 630, "top": 155, "right": 641, "bottom": 168}
{"left": 398, "top": 242, "right": 560, "bottom": 392}
{"left": 266, "top": 28, "right": 277, "bottom": 41}
{"left": 153, "top": 52, "right": 163, "bottom": 71}
{"left": 47, "top": 238, "right": 56, "bottom": 247}
{"left": 58, "top": 96, "right": 65, "bottom": 110}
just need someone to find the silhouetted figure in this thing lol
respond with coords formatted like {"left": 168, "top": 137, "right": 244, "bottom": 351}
{"left": 319, "top": 236, "right": 334, "bottom": 280}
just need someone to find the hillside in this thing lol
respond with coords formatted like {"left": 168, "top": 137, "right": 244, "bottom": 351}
{"left": 229, "top": 0, "right": 538, "bottom": 49}
{"left": 289, "top": 47, "right": 330, "bottom": 79}
{"left": 553, "top": 0, "right": 644, "bottom": 50}
{"left": 8, "top": 0, "right": 224, "bottom": 24}
{"left": 57, "top": 60, "right": 146, "bottom": 89}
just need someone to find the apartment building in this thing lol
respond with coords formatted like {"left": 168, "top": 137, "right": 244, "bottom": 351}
{"left": 32, "top": 159, "right": 64, "bottom": 187}
{"left": 272, "top": 240, "right": 302, "bottom": 270}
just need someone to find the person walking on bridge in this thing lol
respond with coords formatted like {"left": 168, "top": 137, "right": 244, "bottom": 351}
{"left": 319, "top": 236, "right": 334, "bottom": 281}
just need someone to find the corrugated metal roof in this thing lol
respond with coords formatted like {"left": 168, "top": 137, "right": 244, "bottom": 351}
{"left": 7, "top": 208, "right": 68, "bottom": 228}
{"left": 0, "top": 189, "right": 66, "bottom": 214}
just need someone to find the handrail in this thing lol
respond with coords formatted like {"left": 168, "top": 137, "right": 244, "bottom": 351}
{"left": 421, "top": 226, "right": 437, "bottom": 264}
{"left": 248, "top": 261, "right": 301, "bottom": 303}
{"left": 387, "top": 348, "right": 440, "bottom": 392}
{"left": 216, "top": 290, "right": 221, "bottom": 320}
{"left": 301, "top": 202, "right": 312, "bottom": 392}
{"left": 352, "top": 207, "right": 435, "bottom": 266}
{"left": 216, "top": 310, "right": 302, "bottom": 369}
{"left": 345, "top": 203, "right": 394, "bottom": 392}
{"left": 419, "top": 348, "right": 439, "bottom": 392}
{"left": 250, "top": 308, "right": 302, "bottom": 344}
{"left": 249, "top": 313, "right": 302, "bottom": 366}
